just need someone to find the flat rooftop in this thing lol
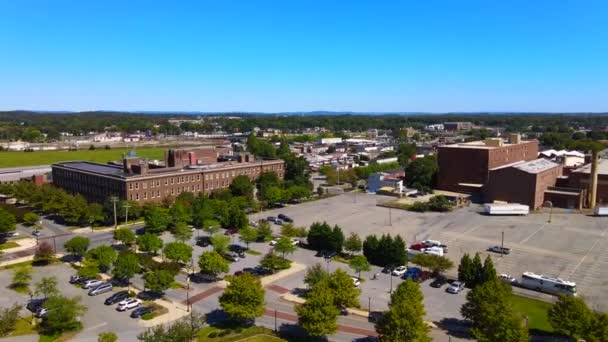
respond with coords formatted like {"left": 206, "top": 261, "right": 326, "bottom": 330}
{"left": 513, "top": 158, "right": 560, "bottom": 174}
{"left": 572, "top": 158, "right": 608, "bottom": 175}
{"left": 439, "top": 139, "right": 535, "bottom": 150}
{"left": 53, "top": 161, "right": 126, "bottom": 176}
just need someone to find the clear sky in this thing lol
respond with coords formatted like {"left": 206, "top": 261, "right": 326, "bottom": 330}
{"left": 1, "top": 1, "right": 607, "bottom": 113}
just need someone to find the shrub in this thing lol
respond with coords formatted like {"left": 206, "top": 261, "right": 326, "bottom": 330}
{"left": 208, "top": 331, "right": 218, "bottom": 338}
{"left": 141, "top": 312, "right": 154, "bottom": 320}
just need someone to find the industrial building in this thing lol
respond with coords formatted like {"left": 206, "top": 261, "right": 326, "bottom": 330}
{"left": 52, "top": 148, "right": 284, "bottom": 203}
{"left": 437, "top": 134, "right": 538, "bottom": 193}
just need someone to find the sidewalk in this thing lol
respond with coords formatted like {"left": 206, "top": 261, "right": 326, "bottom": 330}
{"left": 1, "top": 238, "right": 37, "bottom": 253}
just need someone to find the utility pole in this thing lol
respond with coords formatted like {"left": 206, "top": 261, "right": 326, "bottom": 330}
{"left": 123, "top": 203, "right": 131, "bottom": 226}
{"left": 389, "top": 207, "right": 392, "bottom": 226}
{"left": 110, "top": 196, "right": 119, "bottom": 230}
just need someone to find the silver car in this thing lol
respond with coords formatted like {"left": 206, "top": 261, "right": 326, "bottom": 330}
{"left": 446, "top": 281, "right": 465, "bottom": 294}
{"left": 88, "top": 283, "right": 112, "bottom": 296}
{"left": 82, "top": 279, "right": 103, "bottom": 289}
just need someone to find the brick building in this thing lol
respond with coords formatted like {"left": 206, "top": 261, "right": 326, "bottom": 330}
{"left": 52, "top": 149, "right": 284, "bottom": 203}
{"left": 568, "top": 159, "right": 608, "bottom": 206}
{"left": 484, "top": 159, "right": 571, "bottom": 209}
{"left": 437, "top": 135, "right": 538, "bottom": 193}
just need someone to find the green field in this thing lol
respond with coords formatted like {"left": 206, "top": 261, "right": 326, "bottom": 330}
{"left": 0, "top": 148, "right": 166, "bottom": 168}
{"left": 510, "top": 295, "right": 554, "bottom": 333}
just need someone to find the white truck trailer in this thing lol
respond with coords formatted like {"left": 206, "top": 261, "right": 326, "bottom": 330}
{"left": 484, "top": 203, "right": 529, "bottom": 216}
{"left": 593, "top": 206, "right": 608, "bottom": 216}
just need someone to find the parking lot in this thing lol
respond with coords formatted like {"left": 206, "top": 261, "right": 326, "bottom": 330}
{"left": 250, "top": 192, "right": 608, "bottom": 311}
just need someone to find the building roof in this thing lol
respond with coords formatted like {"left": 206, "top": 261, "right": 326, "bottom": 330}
{"left": 539, "top": 149, "right": 585, "bottom": 158}
{"left": 572, "top": 158, "right": 608, "bottom": 175}
{"left": 439, "top": 139, "right": 535, "bottom": 150}
{"left": 53, "top": 161, "right": 125, "bottom": 176}
{"left": 512, "top": 159, "right": 560, "bottom": 174}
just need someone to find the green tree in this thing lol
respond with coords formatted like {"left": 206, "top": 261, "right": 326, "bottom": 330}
{"left": 307, "top": 221, "right": 332, "bottom": 252}
{"left": 202, "top": 222, "right": 221, "bottom": 236}
{"left": 0, "top": 304, "right": 22, "bottom": 337}
{"left": 461, "top": 279, "right": 529, "bottom": 342}
{"left": 375, "top": 278, "right": 431, "bottom": 342}
{"left": 349, "top": 255, "right": 371, "bottom": 279}
{"left": 256, "top": 221, "right": 273, "bottom": 241}
{"left": 548, "top": 295, "right": 593, "bottom": 340}
{"left": 170, "top": 202, "right": 191, "bottom": 226}
{"left": 397, "top": 143, "right": 417, "bottom": 166}
{"left": 163, "top": 242, "right": 192, "bottom": 264}
{"left": 404, "top": 155, "right": 438, "bottom": 191}
{"left": 98, "top": 332, "right": 118, "bottom": 342}
{"left": 239, "top": 226, "right": 258, "bottom": 249}
{"left": 136, "top": 233, "right": 163, "bottom": 254}
{"left": 585, "top": 313, "right": 608, "bottom": 342}
{"left": 137, "top": 312, "right": 206, "bottom": 342}
{"left": 11, "top": 265, "right": 32, "bottom": 289}
{"left": 210, "top": 234, "right": 230, "bottom": 253}
{"left": 458, "top": 253, "right": 474, "bottom": 285}
{"left": 296, "top": 283, "right": 339, "bottom": 337}
{"left": 172, "top": 222, "right": 192, "bottom": 242}
{"left": 324, "top": 268, "right": 360, "bottom": 308}
{"left": 63, "top": 236, "right": 90, "bottom": 260}
{"left": 411, "top": 254, "right": 454, "bottom": 277}
{"left": 113, "top": 227, "right": 136, "bottom": 245}
{"left": 34, "top": 276, "right": 59, "bottom": 298}
{"left": 304, "top": 263, "right": 328, "bottom": 288}
{"left": 86, "top": 245, "right": 117, "bottom": 272}
{"left": 144, "top": 270, "right": 174, "bottom": 294}
{"left": 229, "top": 175, "right": 254, "bottom": 198}
{"left": 471, "top": 253, "right": 483, "bottom": 287}
{"left": 144, "top": 205, "right": 170, "bottom": 234}
{"left": 344, "top": 232, "right": 362, "bottom": 255}
{"left": 23, "top": 212, "right": 40, "bottom": 226}
{"left": 40, "top": 295, "right": 87, "bottom": 334}
{"left": 219, "top": 273, "right": 265, "bottom": 322}
{"left": 481, "top": 255, "right": 497, "bottom": 284}
{"left": 113, "top": 251, "right": 140, "bottom": 288}
{"left": 274, "top": 236, "right": 297, "bottom": 258}
{"left": 263, "top": 186, "right": 284, "bottom": 207}
{"left": 198, "top": 250, "right": 229, "bottom": 277}
{"left": 0, "top": 208, "right": 16, "bottom": 234}
{"left": 87, "top": 203, "right": 105, "bottom": 226}
{"left": 260, "top": 252, "right": 291, "bottom": 272}
{"left": 77, "top": 259, "right": 101, "bottom": 279}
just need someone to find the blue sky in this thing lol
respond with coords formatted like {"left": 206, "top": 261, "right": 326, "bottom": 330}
{"left": 1, "top": 1, "right": 607, "bottom": 112}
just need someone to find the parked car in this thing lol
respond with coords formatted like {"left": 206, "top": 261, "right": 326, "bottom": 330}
{"left": 381, "top": 265, "right": 395, "bottom": 274}
{"left": 35, "top": 307, "right": 51, "bottom": 318}
{"left": 267, "top": 216, "right": 277, "bottom": 223}
{"left": 488, "top": 246, "right": 511, "bottom": 255}
{"left": 5, "top": 232, "right": 19, "bottom": 237}
{"left": 275, "top": 219, "right": 284, "bottom": 225}
{"left": 253, "top": 266, "right": 273, "bottom": 276}
{"left": 117, "top": 298, "right": 141, "bottom": 311}
{"left": 196, "top": 236, "right": 210, "bottom": 247}
{"left": 224, "top": 228, "right": 238, "bottom": 236}
{"left": 278, "top": 214, "right": 293, "bottom": 223}
{"left": 105, "top": 291, "right": 130, "bottom": 305}
{"left": 403, "top": 267, "right": 422, "bottom": 280}
{"left": 32, "top": 230, "right": 42, "bottom": 236}
{"left": 323, "top": 251, "right": 337, "bottom": 259}
{"left": 82, "top": 279, "right": 104, "bottom": 289}
{"left": 430, "top": 276, "right": 448, "bottom": 288}
{"left": 446, "top": 281, "right": 466, "bottom": 294}
{"left": 288, "top": 198, "right": 301, "bottom": 204}
{"left": 249, "top": 220, "right": 259, "bottom": 227}
{"left": 352, "top": 277, "right": 361, "bottom": 287}
{"left": 130, "top": 306, "right": 154, "bottom": 319}
{"left": 223, "top": 252, "right": 240, "bottom": 262}
{"left": 69, "top": 275, "right": 86, "bottom": 284}
{"left": 290, "top": 238, "right": 300, "bottom": 246}
{"left": 89, "top": 283, "right": 113, "bottom": 296}
{"left": 392, "top": 266, "right": 408, "bottom": 276}
{"left": 26, "top": 299, "right": 46, "bottom": 312}
{"left": 499, "top": 273, "right": 517, "bottom": 284}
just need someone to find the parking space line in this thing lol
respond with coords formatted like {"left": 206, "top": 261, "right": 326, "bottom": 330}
{"left": 518, "top": 224, "right": 546, "bottom": 244}
{"left": 567, "top": 226, "right": 608, "bottom": 280}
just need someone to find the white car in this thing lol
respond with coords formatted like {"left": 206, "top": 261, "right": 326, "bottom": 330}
{"left": 5, "top": 232, "right": 19, "bottom": 237}
{"left": 391, "top": 266, "right": 407, "bottom": 276}
{"left": 351, "top": 277, "right": 361, "bottom": 287}
{"left": 117, "top": 298, "right": 141, "bottom": 311}
{"left": 35, "top": 307, "right": 51, "bottom": 318}
{"left": 269, "top": 240, "right": 277, "bottom": 246}
{"left": 290, "top": 238, "right": 300, "bottom": 246}
{"left": 446, "top": 281, "right": 465, "bottom": 294}
{"left": 499, "top": 274, "right": 517, "bottom": 284}
{"left": 82, "top": 279, "right": 103, "bottom": 289}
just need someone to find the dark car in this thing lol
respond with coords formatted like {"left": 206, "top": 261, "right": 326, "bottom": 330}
{"left": 288, "top": 198, "right": 301, "bottom": 204}
{"left": 488, "top": 246, "right": 511, "bottom": 255}
{"left": 224, "top": 228, "right": 238, "bottom": 236}
{"left": 253, "top": 266, "right": 273, "bottom": 276}
{"left": 229, "top": 244, "right": 247, "bottom": 253}
{"left": 381, "top": 265, "right": 395, "bottom": 274}
{"left": 130, "top": 306, "right": 154, "bottom": 319}
{"left": 278, "top": 214, "right": 293, "bottom": 223}
{"left": 104, "top": 290, "right": 130, "bottom": 305}
{"left": 234, "top": 267, "right": 255, "bottom": 276}
{"left": 69, "top": 274, "right": 86, "bottom": 284}
{"left": 26, "top": 298, "right": 46, "bottom": 312}
{"left": 402, "top": 267, "right": 422, "bottom": 280}
{"left": 267, "top": 216, "right": 277, "bottom": 223}
{"left": 430, "top": 276, "right": 448, "bottom": 288}
{"left": 324, "top": 251, "right": 337, "bottom": 259}
{"left": 196, "top": 236, "right": 210, "bottom": 247}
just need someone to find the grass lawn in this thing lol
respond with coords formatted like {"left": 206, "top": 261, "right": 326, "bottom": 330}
{"left": 0, "top": 147, "right": 167, "bottom": 168}
{"left": 8, "top": 284, "right": 30, "bottom": 294}
{"left": 245, "top": 249, "right": 262, "bottom": 256}
{"left": 0, "top": 260, "right": 34, "bottom": 270}
{"left": 0, "top": 241, "right": 20, "bottom": 250}
{"left": 39, "top": 330, "right": 79, "bottom": 342}
{"left": 9, "top": 318, "right": 37, "bottom": 337}
{"left": 198, "top": 326, "right": 285, "bottom": 342}
{"left": 510, "top": 295, "right": 554, "bottom": 333}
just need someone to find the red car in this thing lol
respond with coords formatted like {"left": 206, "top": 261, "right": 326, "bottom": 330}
{"left": 410, "top": 242, "right": 426, "bottom": 251}
{"left": 224, "top": 228, "right": 238, "bottom": 235}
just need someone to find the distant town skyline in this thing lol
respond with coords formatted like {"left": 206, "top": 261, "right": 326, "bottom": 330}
{"left": 1, "top": 0, "right": 607, "bottom": 112}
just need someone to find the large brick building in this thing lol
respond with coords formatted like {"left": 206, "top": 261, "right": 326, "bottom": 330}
{"left": 52, "top": 148, "right": 284, "bottom": 203}
{"left": 437, "top": 135, "right": 538, "bottom": 193}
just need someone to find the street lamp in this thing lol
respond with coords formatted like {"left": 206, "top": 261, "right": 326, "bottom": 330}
{"left": 325, "top": 258, "right": 331, "bottom": 272}
{"left": 544, "top": 201, "right": 553, "bottom": 223}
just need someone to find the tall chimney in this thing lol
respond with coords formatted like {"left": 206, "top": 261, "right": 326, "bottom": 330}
{"left": 589, "top": 150, "right": 599, "bottom": 208}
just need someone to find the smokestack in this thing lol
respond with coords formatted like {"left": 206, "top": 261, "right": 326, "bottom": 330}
{"left": 589, "top": 150, "right": 599, "bottom": 208}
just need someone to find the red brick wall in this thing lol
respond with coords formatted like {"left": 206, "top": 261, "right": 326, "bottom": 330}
{"left": 437, "top": 147, "right": 489, "bottom": 192}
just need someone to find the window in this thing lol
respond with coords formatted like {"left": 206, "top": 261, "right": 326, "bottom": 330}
{"left": 129, "top": 183, "right": 133, "bottom": 190}
{"left": 144, "top": 192, "right": 147, "bottom": 199}
{"left": 156, "top": 180, "right": 160, "bottom": 187}
{"left": 191, "top": 185, "right": 194, "bottom": 191}
{"left": 197, "top": 175, "right": 201, "bottom": 181}
{"left": 204, "top": 174, "right": 208, "bottom": 180}
{"left": 171, "top": 188, "right": 175, "bottom": 195}
{"left": 135, "top": 183, "right": 139, "bottom": 190}
{"left": 177, "top": 177, "right": 180, "bottom": 184}
{"left": 136, "top": 193, "right": 139, "bottom": 200}
{"left": 171, "top": 178, "right": 174, "bottom": 184}
{"left": 157, "top": 190, "right": 160, "bottom": 197}
{"left": 164, "top": 179, "right": 168, "bottom": 185}
{"left": 143, "top": 182, "right": 147, "bottom": 189}
{"left": 129, "top": 194, "right": 133, "bottom": 200}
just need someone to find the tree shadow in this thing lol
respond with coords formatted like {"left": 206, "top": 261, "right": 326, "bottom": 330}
{"left": 353, "top": 337, "right": 379, "bottom": 342}
{"left": 435, "top": 318, "right": 471, "bottom": 339}
{"left": 277, "top": 323, "right": 319, "bottom": 341}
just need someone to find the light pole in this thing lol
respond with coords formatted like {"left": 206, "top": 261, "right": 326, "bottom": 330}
{"left": 325, "top": 258, "right": 331, "bottom": 272}
{"left": 544, "top": 201, "right": 553, "bottom": 223}
{"left": 389, "top": 272, "right": 393, "bottom": 293}
{"left": 501, "top": 231, "right": 505, "bottom": 258}
{"left": 123, "top": 203, "right": 131, "bottom": 226}
{"left": 110, "top": 196, "right": 119, "bottom": 230}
